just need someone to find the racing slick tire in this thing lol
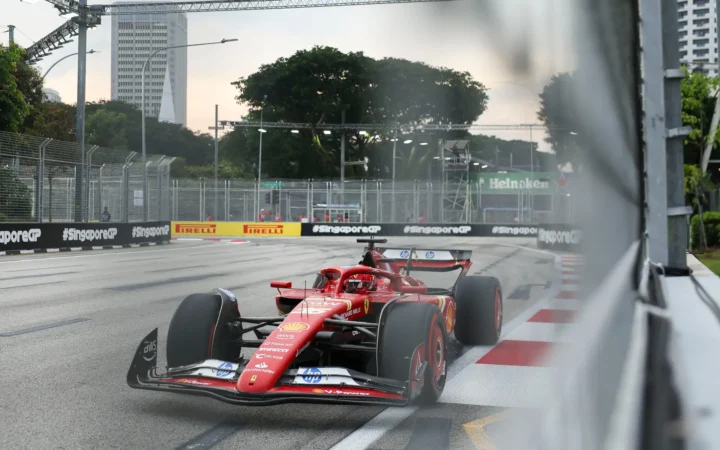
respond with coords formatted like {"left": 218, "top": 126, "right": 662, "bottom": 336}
{"left": 454, "top": 276, "right": 503, "bottom": 346}
{"left": 166, "top": 293, "right": 239, "bottom": 367}
{"left": 379, "top": 302, "right": 448, "bottom": 405}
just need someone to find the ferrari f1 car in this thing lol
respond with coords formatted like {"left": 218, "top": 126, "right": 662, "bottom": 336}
{"left": 127, "top": 238, "right": 503, "bottom": 406}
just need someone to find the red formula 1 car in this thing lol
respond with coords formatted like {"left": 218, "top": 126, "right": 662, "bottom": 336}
{"left": 127, "top": 238, "right": 503, "bottom": 406}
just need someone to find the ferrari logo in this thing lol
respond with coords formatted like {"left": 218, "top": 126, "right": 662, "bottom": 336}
{"left": 364, "top": 298, "right": 370, "bottom": 314}
{"left": 250, "top": 375, "right": 257, "bottom": 384}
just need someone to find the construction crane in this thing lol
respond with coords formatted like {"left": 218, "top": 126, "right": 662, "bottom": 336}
{"left": 21, "top": 0, "right": 457, "bottom": 222}
{"left": 26, "top": 0, "right": 455, "bottom": 62}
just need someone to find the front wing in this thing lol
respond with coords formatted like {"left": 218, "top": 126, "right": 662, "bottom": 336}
{"left": 127, "top": 329, "right": 412, "bottom": 407}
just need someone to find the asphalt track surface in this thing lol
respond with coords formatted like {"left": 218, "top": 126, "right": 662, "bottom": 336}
{"left": 0, "top": 237, "right": 555, "bottom": 449}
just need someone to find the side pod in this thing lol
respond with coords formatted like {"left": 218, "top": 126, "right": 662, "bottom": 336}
{"left": 127, "top": 328, "right": 159, "bottom": 387}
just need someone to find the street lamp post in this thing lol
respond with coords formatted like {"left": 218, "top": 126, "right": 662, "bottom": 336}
{"left": 257, "top": 95, "right": 267, "bottom": 220}
{"left": 141, "top": 38, "right": 238, "bottom": 221}
{"left": 42, "top": 50, "right": 98, "bottom": 81}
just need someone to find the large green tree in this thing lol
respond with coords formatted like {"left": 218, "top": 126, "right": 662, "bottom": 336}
{"left": 537, "top": 71, "right": 581, "bottom": 164}
{"left": 681, "top": 68, "right": 720, "bottom": 166}
{"left": 0, "top": 44, "right": 30, "bottom": 133}
{"left": 230, "top": 46, "right": 489, "bottom": 180}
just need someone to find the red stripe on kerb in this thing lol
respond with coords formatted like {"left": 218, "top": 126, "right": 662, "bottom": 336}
{"left": 230, "top": 239, "right": 247, "bottom": 243}
{"left": 528, "top": 309, "right": 575, "bottom": 324}
{"left": 557, "top": 290, "right": 578, "bottom": 299}
{"left": 562, "top": 278, "right": 577, "bottom": 284}
{"left": 476, "top": 340, "right": 556, "bottom": 367}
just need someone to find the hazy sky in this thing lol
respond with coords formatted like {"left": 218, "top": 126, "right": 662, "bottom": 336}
{"left": 2, "top": 0, "right": 575, "bottom": 151}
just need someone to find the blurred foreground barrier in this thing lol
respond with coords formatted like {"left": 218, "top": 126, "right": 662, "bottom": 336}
{"left": 0, "top": 221, "right": 171, "bottom": 255}
{"left": 300, "top": 223, "right": 546, "bottom": 237}
{"left": 537, "top": 224, "right": 583, "bottom": 253}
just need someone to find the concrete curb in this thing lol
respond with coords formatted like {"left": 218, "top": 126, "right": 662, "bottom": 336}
{"left": 687, "top": 253, "right": 716, "bottom": 276}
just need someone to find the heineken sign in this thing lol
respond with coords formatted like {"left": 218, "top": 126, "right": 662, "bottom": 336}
{"left": 477, "top": 172, "right": 559, "bottom": 193}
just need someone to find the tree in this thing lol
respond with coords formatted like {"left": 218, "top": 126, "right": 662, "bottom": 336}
{"left": 537, "top": 72, "right": 581, "bottom": 164}
{"left": 86, "top": 109, "right": 129, "bottom": 149}
{"left": 23, "top": 101, "right": 75, "bottom": 141}
{"left": 680, "top": 68, "right": 720, "bottom": 166}
{"left": 230, "top": 46, "right": 489, "bottom": 180}
{"left": 0, "top": 166, "right": 32, "bottom": 221}
{"left": 83, "top": 100, "right": 215, "bottom": 165}
{"left": 15, "top": 58, "right": 44, "bottom": 133}
{"left": 0, "top": 44, "right": 30, "bottom": 133}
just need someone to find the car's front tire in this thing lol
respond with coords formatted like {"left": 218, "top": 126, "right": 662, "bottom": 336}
{"left": 166, "top": 293, "right": 240, "bottom": 367}
{"left": 378, "top": 302, "right": 447, "bottom": 405}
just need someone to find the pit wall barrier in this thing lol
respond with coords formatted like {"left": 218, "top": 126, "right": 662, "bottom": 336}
{"left": 172, "top": 221, "right": 301, "bottom": 237}
{"left": 0, "top": 221, "right": 171, "bottom": 255}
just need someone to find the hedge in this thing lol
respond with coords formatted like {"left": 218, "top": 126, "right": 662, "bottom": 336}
{"left": 690, "top": 211, "right": 720, "bottom": 250}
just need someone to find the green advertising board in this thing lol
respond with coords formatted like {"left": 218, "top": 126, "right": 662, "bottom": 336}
{"left": 472, "top": 172, "right": 559, "bottom": 193}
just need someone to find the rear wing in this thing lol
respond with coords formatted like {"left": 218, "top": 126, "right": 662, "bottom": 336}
{"left": 377, "top": 248, "right": 472, "bottom": 264}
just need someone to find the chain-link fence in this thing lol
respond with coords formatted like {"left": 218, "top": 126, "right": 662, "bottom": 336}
{"left": 1, "top": 130, "right": 574, "bottom": 224}
{"left": 172, "top": 177, "right": 575, "bottom": 224}
{"left": 0, "top": 131, "right": 169, "bottom": 223}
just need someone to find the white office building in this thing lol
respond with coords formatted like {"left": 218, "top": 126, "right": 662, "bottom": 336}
{"left": 110, "top": 3, "right": 188, "bottom": 126}
{"left": 678, "top": 0, "right": 718, "bottom": 76}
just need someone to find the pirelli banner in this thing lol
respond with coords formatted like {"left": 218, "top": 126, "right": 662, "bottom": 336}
{"left": 300, "top": 223, "right": 543, "bottom": 237}
{"left": 0, "top": 222, "right": 171, "bottom": 255}
{"left": 172, "top": 221, "right": 301, "bottom": 237}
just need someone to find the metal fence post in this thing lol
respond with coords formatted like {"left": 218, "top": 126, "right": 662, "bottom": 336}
{"left": 85, "top": 145, "right": 98, "bottom": 222}
{"left": 36, "top": 138, "right": 51, "bottom": 222}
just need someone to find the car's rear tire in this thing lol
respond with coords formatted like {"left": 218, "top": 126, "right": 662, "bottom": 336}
{"left": 167, "top": 293, "right": 239, "bottom": 367}
{"left": 378, "top": 302, "right": 447, "bottom": 405}
{"left": 454, "top": 275, "right": 503, "bottom": 345}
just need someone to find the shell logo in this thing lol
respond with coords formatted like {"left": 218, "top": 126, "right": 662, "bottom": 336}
{"left": 445, "top": 302, "right": 456, "bottom": 332}
{"left": 364, "top": 298, "right": 370, "bottom": 314}
{"left": 312, "top": 388, "right": 324, "bottom": 394}
{"left": 437, "top": 296, "right": 445, "bottom": 311}
{"left": 279, "top": 322, "right": 310, "bottom": 332}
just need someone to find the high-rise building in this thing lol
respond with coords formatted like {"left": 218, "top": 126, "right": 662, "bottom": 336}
{"left": 110, "top": 3, "right": 188, "bottom": 126}
{"left": 678, "top": 0, "right": 718, "bottom": 76}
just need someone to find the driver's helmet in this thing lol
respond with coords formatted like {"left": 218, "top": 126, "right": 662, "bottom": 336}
{"left": 345, "top": 273, "right": 376, "bottom": 293}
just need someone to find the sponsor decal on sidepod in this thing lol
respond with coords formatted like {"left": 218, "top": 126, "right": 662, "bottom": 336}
{"left": 0, "top": 229, "right": 41, "bottom": 245}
